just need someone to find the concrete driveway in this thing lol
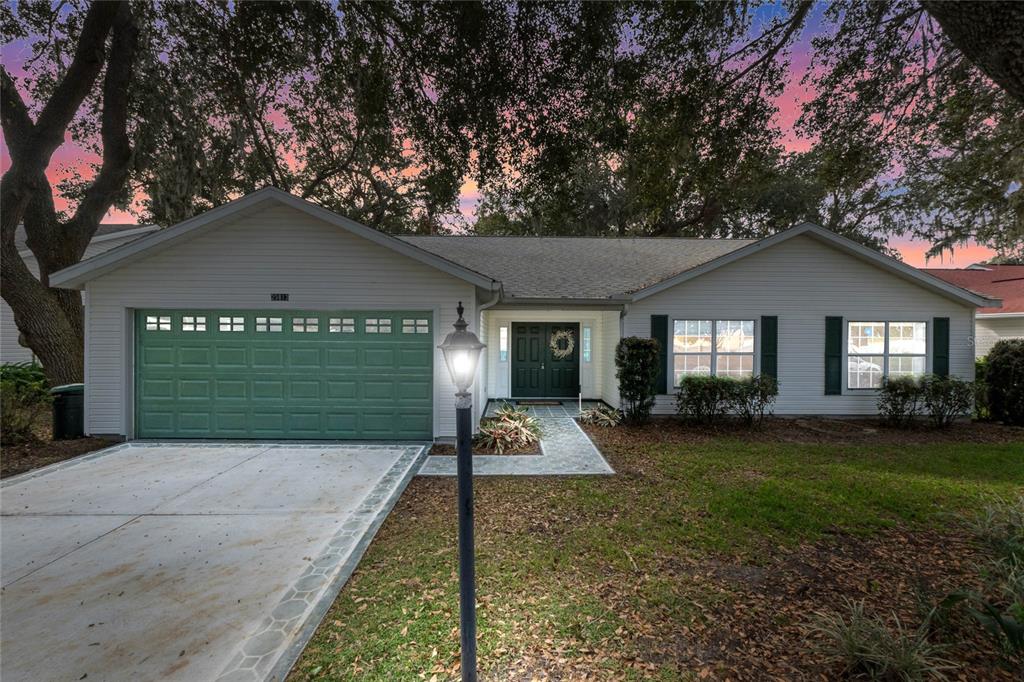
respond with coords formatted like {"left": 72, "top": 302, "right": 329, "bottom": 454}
{"left": 0, "top": 442, "right": 425, "bottom": 682}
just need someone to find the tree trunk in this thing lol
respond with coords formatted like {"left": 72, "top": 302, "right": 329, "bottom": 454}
{"left": 0, "top": 1, "right": 137, "bottom": 386}
{"left": 921, "top": 1, "right": 1024, "bottom": 105}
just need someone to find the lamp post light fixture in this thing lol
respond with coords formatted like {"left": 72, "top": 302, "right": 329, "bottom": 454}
{"left": 437, "top": 301, "right": 486, "bottom": 682}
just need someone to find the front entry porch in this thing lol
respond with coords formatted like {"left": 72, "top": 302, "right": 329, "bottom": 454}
{"left": 479, "top": 307, "right": 622, "bottom": 410}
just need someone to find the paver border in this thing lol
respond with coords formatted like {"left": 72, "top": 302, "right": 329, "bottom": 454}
{"left": 216, "top": 443, "right": 429, "bottom": 682}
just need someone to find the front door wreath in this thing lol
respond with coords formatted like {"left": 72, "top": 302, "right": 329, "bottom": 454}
{"left": 549, "top": 329, "right": 575, "bottom": 359}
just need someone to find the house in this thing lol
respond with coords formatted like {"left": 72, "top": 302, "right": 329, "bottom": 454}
{"left": 1, "top": 224, "right": 159, "bottom": 364}
{"left": 48, "top": 187, "right": 997, "bottom": 441}
{"left": 920, "top": 265, "right": 1024, "bottom": 357}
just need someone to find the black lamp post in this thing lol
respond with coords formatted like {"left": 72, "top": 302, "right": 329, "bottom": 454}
{"left": 437, "top": 301, "right": 486, "bottom": 682}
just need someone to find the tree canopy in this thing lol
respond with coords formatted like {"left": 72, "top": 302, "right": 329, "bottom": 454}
{"left": 2, "top": 0, "right": 1022, "bottom": 383}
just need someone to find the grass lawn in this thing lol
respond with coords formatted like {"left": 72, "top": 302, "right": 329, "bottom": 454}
{"left": 292, "top": 419, "right": 1024, "bottom": 681}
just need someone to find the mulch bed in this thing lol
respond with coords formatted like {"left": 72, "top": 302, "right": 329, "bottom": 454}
{"left": 1, "top": 435, "right": 120, "bottom": 479}
{"left": 429, "top": 442, "right": 541, "bottom": 456}
{"left": 582, "top": 415, "right": 1024, "bottom": 448}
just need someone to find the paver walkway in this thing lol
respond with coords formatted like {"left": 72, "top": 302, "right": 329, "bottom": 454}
{"left": 419, "top": 401, "right": 614, "bottom": 476}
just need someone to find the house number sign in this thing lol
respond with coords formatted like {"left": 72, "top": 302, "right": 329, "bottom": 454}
{"left": 271, "top": 293, "right": 289, "bottom": 301}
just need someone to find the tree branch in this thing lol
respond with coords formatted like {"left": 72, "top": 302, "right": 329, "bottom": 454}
{"left": 721, "top": 0, "right": 813, "bottom": 88}
{"left": 68, "top": 1, "right": 139, "bottom": 240}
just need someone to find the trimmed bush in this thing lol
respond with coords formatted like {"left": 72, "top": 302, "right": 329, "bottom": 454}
{"left": 0, "top": 362, "right": 51, "bottom": 445}
{"left": 676, "top": 375, "right": 734, "bottom": 424}
{"left": 974, "top": 357, "right": 990, "bottom": 420}
{"left": 728, "top": 375, "right": 779, "bottom": 427}
{"left": 878, "top": 376, "right": 922, "bottom": 427}
{"left": 614, "top": 337, "right": 660, "bottom": 424}
{"left": 920, "top": 375, "right": 974, "bottom": 428}
{"left": 986, "top": 339, "right": 1024, "bottom": 425}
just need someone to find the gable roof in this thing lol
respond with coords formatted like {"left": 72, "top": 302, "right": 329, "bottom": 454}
{"left": 49, "top": 187, "right": 499, "bottom": 290}
{"left": 921, "top": 265, "right": 1023, "bottom": 315}
{"left": 400, "top": 235, "right": 754, "bottom": 300}
{"left": 47, "top": 188, "right": 997, "bottom": 310}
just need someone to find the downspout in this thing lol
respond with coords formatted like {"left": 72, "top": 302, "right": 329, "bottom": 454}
{"left": 474, "top": 283, "right": 503, "bottom": 429}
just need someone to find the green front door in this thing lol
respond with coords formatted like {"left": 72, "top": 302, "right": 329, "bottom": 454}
{"left": 135, "top": 310, "right": 433, "bottom": 439}
{"left": 510, "top": 322, "right": 580, "bottom": 398}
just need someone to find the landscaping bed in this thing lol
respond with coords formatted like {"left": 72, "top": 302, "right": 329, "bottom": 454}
{"left": 428, "top": 441, "right": 541, "bottom": 457}
{"left": 1, "top": 432, "right": 119, "bottom": 479}
{"left": 291, "top": 420, "right": 1024, "bottom": 680}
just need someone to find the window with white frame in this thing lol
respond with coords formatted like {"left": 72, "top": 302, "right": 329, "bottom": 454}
{"left": 499, "top": 326, "right": 508, "bottom": 362}
{"left": 292, "top": 317, "right": 319, "bottom": 333}
{"left": 219, "top": 316, "right": 244, "bottom": 332}
{"left": 401, "top": 318, "right": 429, "bottom": 334}
{"left": 255, "top": 316, "right": 282, "bottom": 332}
{"left": 365, "top": 318, "right": 392, "bottom": 334}
{"left": 146, "top": 315, "right": 171, "bottom": 331}
{"left": 847, "top": 321, "right": 926, "bottom": 389}
{"left": 182, "top": 315, "right": 206, "bottom": 332}
{"left": 673, "top": 319, "right": 754, "bottom": 384}
{"left": 329, "top": 317, "right": 355, "bottom": 333}
{"left": 582, "top": 326, "right": 592, "bottom": 363}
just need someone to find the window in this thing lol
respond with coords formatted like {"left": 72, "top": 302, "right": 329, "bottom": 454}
{"left": 182, "top": 316, "right": 206, "bottom": 332}
{"left": 365, "top": 318, "right": 392, "bottom": 334}
{"left": 848, "top": 321, "right": 926, "bottom": 388}
{"left": 402, "top": 318, "right": 429, "bottom": 334}
{"left": 146, "top": 315, "right": 171, "bottom": 331}
{"left": 582, "top": 326, "right": 592, "bottom": 363}
{"left": 672, "top": 319, "right": 754, "bottom": 384}
{"left": 329, "top": 317, "right": 355, "bottom": 333}
{"left": 255, "top": 316, "right": 282, "bottom": 332}
{"left": 499, "top": 326, "right": 508, "bottom": 362}
{"left": 219, "top": 316, "right": 244, "bottom": 332}
{"left": 292, "top": 317, "right": 319, "bottom": 333}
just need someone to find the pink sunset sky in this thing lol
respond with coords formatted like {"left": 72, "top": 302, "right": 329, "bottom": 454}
{"left": 0, "top": 8, "right": 998, "bottom": 268}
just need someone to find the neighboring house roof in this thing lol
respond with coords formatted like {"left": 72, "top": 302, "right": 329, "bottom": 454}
{"left": 921, "top": 266, "right": 1024, "bottom": 315}
{"left": 15, "top": 223, "right": 157, "bottom": 255}
{"left": 48, "top": 188, "right": 997, "bottom": 309}
{"left": 400, "top": 236, "right": 754, "bottom": 299}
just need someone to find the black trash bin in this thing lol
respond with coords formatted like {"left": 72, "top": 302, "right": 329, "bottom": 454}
{"left": 51, "top": 383, "right": 85, "bottom": 440}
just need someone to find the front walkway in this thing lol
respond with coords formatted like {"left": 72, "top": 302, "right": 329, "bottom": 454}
{"left": 1, "top": 442, "right": 425, "bottom": 682}
{"left": 418, "top": 401, "right": 614, "bottom": 476}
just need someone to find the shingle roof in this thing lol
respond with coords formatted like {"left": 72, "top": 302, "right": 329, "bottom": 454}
{"left": 15, "top": 223, "right": 149, "bottom": 252}
{"left": 921, "top": 266, "right": 1024, "bottom": 314}
{"left": 399, "top": 236, "right": 755, "bottom": 299}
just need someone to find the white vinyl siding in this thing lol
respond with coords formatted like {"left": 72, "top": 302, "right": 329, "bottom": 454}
{"left": 627, "top": 234, "right": 976, "bottom": 415}
{"left": 82, "top": 203, "right": 477, "bottom": 438}
{"left": 975, "top": 316, "right": 1024, "bottom": 357}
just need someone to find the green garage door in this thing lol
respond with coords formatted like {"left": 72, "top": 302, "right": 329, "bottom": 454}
{"left": 135, "top": 310, "right": 433, "bottom": 439}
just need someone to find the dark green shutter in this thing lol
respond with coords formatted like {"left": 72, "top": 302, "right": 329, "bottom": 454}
{"left": 825, "top": 316, "right": 843, "bottom": 395}
{"left": 760, "top": 316, "right": 778, "bottom": 379}
{"left": 651, "top": 315, "right": 668, "bottom": 394}
{"left": 933, "top": 317, "right": 950, "bottom": 376}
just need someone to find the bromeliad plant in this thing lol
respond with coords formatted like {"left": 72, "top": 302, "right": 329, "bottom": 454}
{"left": 475, "top": 403, "right": 541, "bottom": 454}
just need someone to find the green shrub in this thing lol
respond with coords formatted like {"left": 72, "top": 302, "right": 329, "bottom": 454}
{"left": 727, "top": 375, "right": 779, "bottom": 427}
{"left": 986, "top": 339, "right": 1024, "bottom": 425}
{"left": 878, "top": 376, "right": 922, "bottom": 427}
{"left": 614, "top": 337, "right": 660, "bottom": 424}
{"left": 919, "top": 375, "right": 974, "bottom": 428}
{"left": 675, "top": 375, "right": 735, "bottom": 424}
{"left": 475, "top": 403, "right": 541, "bottom": 454}
{"left": 578, "top": 405, "right": 622, "bottom": 427}
{"left": 974, "top": 357, "right": 990, "bottom": 420}
{"left": 807, "top": 599, "right": 956, "bottom": 681}
{"left": 0, "top": 362, "right": 51, "bottom": 445}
